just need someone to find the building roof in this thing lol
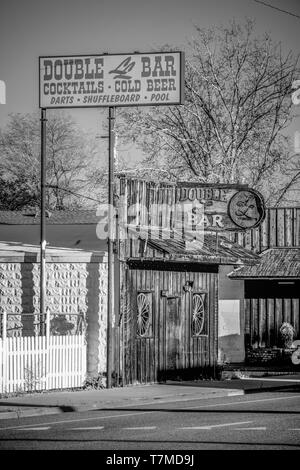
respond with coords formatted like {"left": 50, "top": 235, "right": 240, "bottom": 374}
{"left": 0, "top": 210, "right": 99, "bottom": 225}
{"left": 228, "top": 247, "right": 300, "bottom": 279}
{"left": 0, "top": 241, "right": 106, "bottom": 262}
{"left": 136, "top": 230, "right": 259, "bottom": 265}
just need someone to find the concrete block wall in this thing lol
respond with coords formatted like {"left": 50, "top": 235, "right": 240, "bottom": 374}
{"left": 0, "top": 263, "right": 23, "bottom": 335}
{"left": 0, "top": 261, "right": 107, "bottom": 376}
{"left": 85, "top": 262, "right": 108, "bottom": 375}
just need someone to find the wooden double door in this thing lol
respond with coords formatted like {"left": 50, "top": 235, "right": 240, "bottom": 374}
{"left": 121, "top": 266, "right": 218, "bottom": 384}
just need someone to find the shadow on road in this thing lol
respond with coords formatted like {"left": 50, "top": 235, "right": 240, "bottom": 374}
{"left": 0, "top": 402, "right": 75, "bottom": 412}
{"left": 163, "top": 382, "right": 300, "bottom": 394}
{"left": 0, "top": 437, "right": 299, "bottom": 449}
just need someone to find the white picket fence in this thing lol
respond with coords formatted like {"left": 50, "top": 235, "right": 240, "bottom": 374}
{"left": 0, "top": 334, "right": 87, "bottom": 394}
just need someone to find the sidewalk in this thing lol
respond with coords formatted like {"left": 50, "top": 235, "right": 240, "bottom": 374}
{"left": 0, "top": 374, "right": 299, "bottom": 421}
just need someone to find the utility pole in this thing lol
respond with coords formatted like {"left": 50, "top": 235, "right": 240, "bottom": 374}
{"left": 107, "top": 106, "right": 115, "bottom": 388}
{"left": 40, "top": 108, "right": 47, "bottom": 335}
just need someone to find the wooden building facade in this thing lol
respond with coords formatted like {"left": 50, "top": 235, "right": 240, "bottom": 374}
{"left": 121, "top": 262, "right": 218, "bottom": 384}
{"left": 114, "top": 177, "right": 259, "bottom": 383}
{"left": 229, "top": 208, "right": 300, "bottom": 359}
{"left": 230, "top": 207, "right": 300, "bottom": 252}
{"left": 229, "top": 247, "right": 300, "bottom": 355}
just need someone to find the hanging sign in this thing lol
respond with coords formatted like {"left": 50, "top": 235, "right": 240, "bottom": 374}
{"left": 39, "top": 52, "right": 184, "bottom": 108}
{"left": 175, "top": 183, "right": 265, "bottom": 231}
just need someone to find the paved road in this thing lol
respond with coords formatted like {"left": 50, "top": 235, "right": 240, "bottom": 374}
{"left": 0, "top": 390, "right": 299, "bottom": 450}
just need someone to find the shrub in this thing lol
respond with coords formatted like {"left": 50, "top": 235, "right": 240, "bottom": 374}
{"left": 83, "top": 373, "right": 106, "bottom": 389}
{"left": 279, "top": 322, "right": 295, "bottom": 348}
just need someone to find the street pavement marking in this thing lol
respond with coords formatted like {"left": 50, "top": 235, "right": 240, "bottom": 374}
{"left": 0, "top": 411, "right": 153, "bottom": 431}
{"left": 71, "top": 426, "right": 104, "bottom": 430}
{"left": 18, "top": 427, "right": 50, "bottom": 431}
{"left": 180, "top": 421, "right": 252, "bottom": 430}
{"left": 123, "top": 426, "right": 157, "bottom": 430}
{"left": 0, "top": 394, "right": 299, "bottom": 432}
{"left": 184, "top": 394, "right": 300, "bottom": 411}
{"left": 235, "top": 427, "right": 266, "bottom": 431}
{"left": 114, "top": 392, "right": 299, "bottom": 410}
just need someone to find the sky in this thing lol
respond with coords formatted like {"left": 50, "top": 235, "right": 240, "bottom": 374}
{"left": 0, "top": 0, "right": 300, "bottom": 165}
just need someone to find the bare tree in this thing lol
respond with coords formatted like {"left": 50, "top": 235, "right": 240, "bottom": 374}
{"left": 118, "top": 20, "right": 299, "bottom": 204}
{"left": 273, "top": 160, "right": 300, "bottom": 206}
{"left": 0, "top": 112, "right": 97, "bottom": 210}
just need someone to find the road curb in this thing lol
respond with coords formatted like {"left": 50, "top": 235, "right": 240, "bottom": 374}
{"left": 2, "top": 382, "right": 299, "bottom": 422}
{"left": 0, "top": 388, "right": 245, "bottom": 420}
{"left": 0, "top": 407, "right": 64, "bottom": 420}
{"left": 244, "top": 383, "right": 300, "bottom": 394}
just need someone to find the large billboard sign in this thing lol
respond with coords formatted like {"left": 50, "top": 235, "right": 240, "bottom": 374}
{"left": 39, "top": 52, "right": 184, "bottom": 108}
{"left": 175, "top": 183, "right": 265, "bottom": 231}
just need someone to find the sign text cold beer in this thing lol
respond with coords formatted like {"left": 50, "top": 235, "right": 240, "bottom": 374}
{"left": 39, "top": 52, "right": 184, "bottom": 108}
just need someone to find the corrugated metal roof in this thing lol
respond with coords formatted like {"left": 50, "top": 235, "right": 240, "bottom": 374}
{"left": 0, "top": 210, "right": 99, "bottom": 225}
{"left": 136, "top": 229, "right": 259, "bottom": 265}
{"left": 228, "top": 247, "right": 300, "bottom": 278}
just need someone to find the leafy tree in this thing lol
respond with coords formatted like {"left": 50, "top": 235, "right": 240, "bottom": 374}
{"left": 0, "top": 171, "right": 39, "bottom": 210}
{"left": 0, "top": 112, "right": 97, "bottom": 210}
{"left": 117, "top": 20, "right": 299, "bottom": 204}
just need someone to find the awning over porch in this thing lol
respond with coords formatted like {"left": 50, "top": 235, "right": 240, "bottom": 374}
{"left": 228, "top": 247, "right": 300, "bottom": 279}
{"left": 132, "top": 229, "right": 260, "bottom": 265}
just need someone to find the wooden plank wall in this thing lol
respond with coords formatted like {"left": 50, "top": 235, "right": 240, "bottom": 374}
{"left": 244, "top": 298, "right": 300, "bottom": 349}
{"left": 118, "top": 178, "right": 300, "bottom": 255}
{"left": 234, "top": 207, "right": 300, "bottom": 351}
{"left": 119, "top": 178, "right": 176, "bottom": 259}
{"left": 119, "top": 268, "right": 218, "bottom": 385}
{"left": 230, "top": 207, "right": 300, "bottom": 253}
{"left": 117, "top": 179, "right": 300, "bottom": 361}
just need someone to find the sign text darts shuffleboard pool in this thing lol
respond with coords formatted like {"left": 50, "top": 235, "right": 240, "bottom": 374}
{"left": 39, "top": 52, "right": 185, "bottom": 108}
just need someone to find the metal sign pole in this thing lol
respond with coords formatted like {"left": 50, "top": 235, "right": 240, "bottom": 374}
{"left": 40, "top": 108, "right": 47, "bottom": 335}
{"left": 107, "top": 106, "right": 115, "bottom": 388}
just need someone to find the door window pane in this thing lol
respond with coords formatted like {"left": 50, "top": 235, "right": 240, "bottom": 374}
{"left": 137, "top": 292, "right": 152, "bottom": 337}
{"left": 192, "top": 293, "right": 207, "bottom": 336}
